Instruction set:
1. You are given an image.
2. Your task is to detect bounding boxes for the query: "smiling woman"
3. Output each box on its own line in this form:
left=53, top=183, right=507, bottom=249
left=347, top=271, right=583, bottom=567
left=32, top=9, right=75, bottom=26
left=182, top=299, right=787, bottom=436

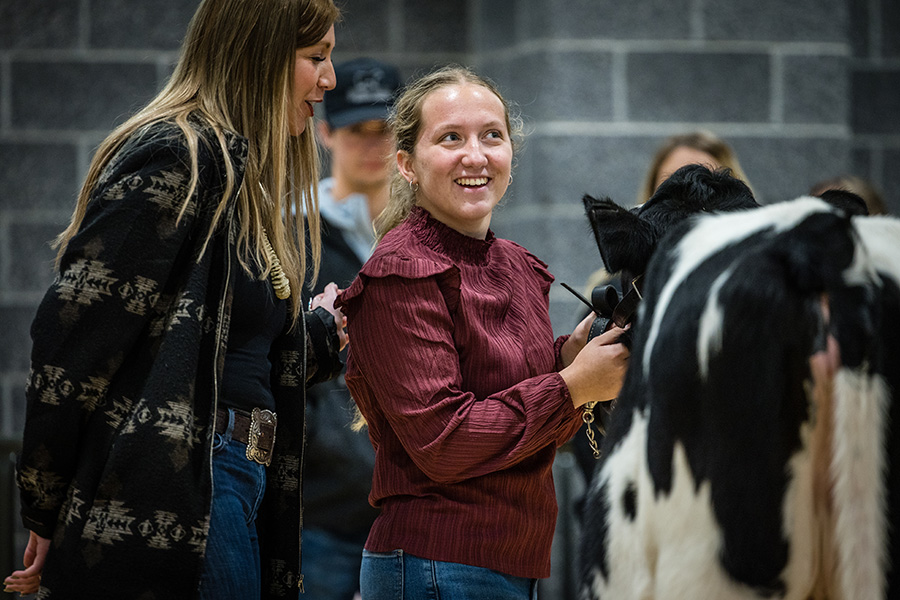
left=289, top=27, right=336, bottom=135
left=334, top=65, right=632, bottom=599
left=396, top=81, right=513, bottom=238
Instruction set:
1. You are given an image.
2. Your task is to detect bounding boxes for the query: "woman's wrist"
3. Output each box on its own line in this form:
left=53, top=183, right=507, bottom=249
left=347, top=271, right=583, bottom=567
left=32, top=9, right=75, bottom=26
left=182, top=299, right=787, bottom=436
left=560, top=362, right=590, bottom=408
left=559, top=335, right=579, bottom=368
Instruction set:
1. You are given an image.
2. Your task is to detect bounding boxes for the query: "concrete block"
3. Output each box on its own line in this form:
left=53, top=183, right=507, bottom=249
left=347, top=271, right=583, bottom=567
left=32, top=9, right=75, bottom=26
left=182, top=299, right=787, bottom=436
left=783, top=55, right=848, bottom=124
left=522, top=0, right=693, bottom=40
left=627, top=52, right=770, bottom=122
left=402, top=0, right=467, bottom=52
left=0, top=143, right=79, bottom=210
left=704, top=0, right=847, bottom=42
left=884, top=0, right=900, bottom=58
left=0, top=307, right=37, bottom=373
left=850, top=146, right=872, bottom=182
left=845, top=147, right=895, bottom=215
left=851, top=70, right=900, bottom=134
left=0, top=0, right=78, bottom=49
left=848, top=0, right=871, bottom=58
left=11, top=61, right=159, bottom=131
left=882, top=148, right=900, bottom=215
left=514, top=134, right=657, bottom=209
left=549, top=295, right=585, bottom=338
left=336, top=4, right=391, bottom=53
left=90, top=0, right=196, bottom=49
left=478, top=60, right=515, bottom=97
left=506, top=51, right=614, bottom=122
left=2, top=372, right=29, bottom=438
left=5, top=221, right=64, bottom=293
left=473, top=0, right=520, bottom=51
left=491, top=208, right=607, bottom=302
left=730, top=137, right=849, bottom=205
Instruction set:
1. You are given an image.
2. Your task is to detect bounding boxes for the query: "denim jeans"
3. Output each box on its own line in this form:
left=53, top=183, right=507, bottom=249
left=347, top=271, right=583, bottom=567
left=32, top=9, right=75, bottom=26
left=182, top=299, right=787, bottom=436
left=360, top=550, right=537, bottom=600
left=198, top=408, right=267, bottom=600
left=300, top=527, right=364, bottom=599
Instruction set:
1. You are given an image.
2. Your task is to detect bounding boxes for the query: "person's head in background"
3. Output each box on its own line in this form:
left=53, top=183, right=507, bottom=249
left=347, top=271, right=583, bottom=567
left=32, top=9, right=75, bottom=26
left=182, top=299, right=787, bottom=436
left=317, top=58, right=402, bottom=220
left=637, top=130, right=753, bottom=205
left=376, top=64, right=524, bottom=241
left=809, top=174, right=888, bottom=216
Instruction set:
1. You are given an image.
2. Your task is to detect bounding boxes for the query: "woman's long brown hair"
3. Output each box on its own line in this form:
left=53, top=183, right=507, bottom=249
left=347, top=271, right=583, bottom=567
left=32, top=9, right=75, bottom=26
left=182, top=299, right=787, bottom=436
left=55, top=0, right=340, bottom=323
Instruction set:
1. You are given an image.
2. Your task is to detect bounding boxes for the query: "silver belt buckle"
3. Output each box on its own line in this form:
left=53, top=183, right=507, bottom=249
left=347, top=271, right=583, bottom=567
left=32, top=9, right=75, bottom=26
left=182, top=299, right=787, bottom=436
left=246, top=407, right=277, bottom=466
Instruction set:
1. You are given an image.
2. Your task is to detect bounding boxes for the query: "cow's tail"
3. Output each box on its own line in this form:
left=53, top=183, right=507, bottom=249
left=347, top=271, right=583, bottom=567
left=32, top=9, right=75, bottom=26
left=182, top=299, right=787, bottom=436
left=830, top=366, right=889, bottom=600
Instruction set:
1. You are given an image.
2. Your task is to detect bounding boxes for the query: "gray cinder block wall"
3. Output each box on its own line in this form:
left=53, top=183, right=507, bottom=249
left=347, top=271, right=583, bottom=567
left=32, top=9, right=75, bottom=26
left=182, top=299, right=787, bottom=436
left=1, top=0, right=897, bottom=594
left=471, top=0, right=900, bottom=334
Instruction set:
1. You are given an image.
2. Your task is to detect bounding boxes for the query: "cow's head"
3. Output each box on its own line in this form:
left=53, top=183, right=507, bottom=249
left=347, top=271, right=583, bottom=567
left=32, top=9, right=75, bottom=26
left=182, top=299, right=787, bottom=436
left=583, top=164, right=759, bottom=282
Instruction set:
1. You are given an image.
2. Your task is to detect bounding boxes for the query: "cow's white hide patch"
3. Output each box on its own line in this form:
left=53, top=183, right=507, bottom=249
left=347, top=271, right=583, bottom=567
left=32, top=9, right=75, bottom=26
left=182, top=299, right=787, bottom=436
left=587, top=409, right=654, bottom=600
left=590, top=409, right=793, bottom=600
left=697, top=267, right=731, bottom=380
left=831, top=368, right=889, bottom=600
left=853, top=215, right=900, bottom=284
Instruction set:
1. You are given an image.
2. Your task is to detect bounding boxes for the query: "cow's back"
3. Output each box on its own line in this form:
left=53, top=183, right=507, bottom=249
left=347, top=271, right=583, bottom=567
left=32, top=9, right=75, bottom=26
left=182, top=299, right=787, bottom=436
left=580, top=201, right=900, bottom=600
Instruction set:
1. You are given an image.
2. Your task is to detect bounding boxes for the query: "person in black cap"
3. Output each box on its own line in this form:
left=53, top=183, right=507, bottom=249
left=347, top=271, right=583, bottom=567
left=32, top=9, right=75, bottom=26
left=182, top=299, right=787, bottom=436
left=300, top=57, right=402, bottom=600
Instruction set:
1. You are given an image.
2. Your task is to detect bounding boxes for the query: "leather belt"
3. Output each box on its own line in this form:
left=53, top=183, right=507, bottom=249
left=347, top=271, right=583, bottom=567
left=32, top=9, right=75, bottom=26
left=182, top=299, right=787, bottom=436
left=215, top=406, right=277, bottom=466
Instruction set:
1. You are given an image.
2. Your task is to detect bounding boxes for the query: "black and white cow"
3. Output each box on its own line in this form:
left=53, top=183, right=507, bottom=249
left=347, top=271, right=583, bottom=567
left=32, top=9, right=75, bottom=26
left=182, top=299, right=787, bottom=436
left=578, top=165, right=900, bottom=600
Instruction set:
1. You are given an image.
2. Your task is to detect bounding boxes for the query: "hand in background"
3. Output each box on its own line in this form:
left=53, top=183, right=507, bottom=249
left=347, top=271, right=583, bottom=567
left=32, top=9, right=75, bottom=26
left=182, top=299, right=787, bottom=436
left=3, top=530, right=50, bottom=595
left=311, top=282, right=349, bottom=350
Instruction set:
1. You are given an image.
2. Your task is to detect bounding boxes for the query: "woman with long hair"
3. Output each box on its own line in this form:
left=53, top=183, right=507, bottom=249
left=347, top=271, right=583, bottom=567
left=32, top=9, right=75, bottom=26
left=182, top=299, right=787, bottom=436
left=4, top=1, right=345, bottom=598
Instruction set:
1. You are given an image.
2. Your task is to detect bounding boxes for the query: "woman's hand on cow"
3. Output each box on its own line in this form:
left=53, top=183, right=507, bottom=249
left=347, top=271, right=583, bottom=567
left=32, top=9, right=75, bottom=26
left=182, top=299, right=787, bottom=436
left=560, top=325, right=631, bottom=409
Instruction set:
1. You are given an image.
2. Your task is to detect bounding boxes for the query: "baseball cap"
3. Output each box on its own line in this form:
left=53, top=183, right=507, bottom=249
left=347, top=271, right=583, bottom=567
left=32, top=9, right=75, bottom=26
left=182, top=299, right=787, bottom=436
left=323, top=58, right=402, bottom=129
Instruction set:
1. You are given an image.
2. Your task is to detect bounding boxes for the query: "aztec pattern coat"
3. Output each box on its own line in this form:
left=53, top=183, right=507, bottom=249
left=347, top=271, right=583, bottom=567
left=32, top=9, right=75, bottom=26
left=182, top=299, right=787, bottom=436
left=15, top=118, right=342, bottom=599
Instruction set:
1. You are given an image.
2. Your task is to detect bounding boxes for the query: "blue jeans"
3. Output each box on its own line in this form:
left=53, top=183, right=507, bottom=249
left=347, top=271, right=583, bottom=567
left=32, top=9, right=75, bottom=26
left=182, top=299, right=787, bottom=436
left=198, top=408, right=267, bottom=600
left=300, top=527, right=365, bottom=599
left=360, top=550, right=537, bottom=600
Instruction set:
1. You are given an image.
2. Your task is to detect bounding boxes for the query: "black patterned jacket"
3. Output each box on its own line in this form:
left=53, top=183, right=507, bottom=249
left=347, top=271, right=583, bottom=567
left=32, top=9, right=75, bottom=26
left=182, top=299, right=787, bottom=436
left=16, top=118, right=342, bottom=599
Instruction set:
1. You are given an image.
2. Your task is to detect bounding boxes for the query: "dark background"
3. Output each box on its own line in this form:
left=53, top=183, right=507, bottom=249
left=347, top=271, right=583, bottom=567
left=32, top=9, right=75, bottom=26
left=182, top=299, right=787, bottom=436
left=2, top=0, right=898, bottom=596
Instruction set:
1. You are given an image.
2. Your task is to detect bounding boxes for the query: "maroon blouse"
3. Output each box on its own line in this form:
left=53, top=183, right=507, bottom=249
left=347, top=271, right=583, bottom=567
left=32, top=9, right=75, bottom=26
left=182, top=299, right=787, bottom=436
left=336, top=206, right=583, bottom=579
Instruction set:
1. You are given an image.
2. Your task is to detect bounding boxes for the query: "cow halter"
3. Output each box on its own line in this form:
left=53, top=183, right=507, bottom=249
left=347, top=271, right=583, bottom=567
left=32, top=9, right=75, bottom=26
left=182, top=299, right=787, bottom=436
left=562, top=275, right=644, bottom=459
left=611, top=275, right=644, bottom=327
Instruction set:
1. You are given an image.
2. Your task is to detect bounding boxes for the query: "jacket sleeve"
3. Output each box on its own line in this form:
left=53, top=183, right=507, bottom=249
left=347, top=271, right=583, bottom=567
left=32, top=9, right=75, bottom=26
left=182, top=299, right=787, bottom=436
left=304, top=306, right=343, bottom=386
left=340, top=272, right=581, bottom=485
left=16, top=127, right=224, bottom=537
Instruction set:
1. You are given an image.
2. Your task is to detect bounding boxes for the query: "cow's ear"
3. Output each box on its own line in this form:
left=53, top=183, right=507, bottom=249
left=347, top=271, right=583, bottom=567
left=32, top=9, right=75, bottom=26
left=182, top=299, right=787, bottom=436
left=772, top=211, right=856, bottom=293
left=583, top=194, right=658, bottom=275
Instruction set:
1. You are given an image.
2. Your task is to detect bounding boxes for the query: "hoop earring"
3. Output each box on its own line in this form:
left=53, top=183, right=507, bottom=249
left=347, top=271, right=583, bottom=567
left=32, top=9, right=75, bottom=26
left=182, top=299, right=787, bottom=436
left=509, top=174, right=513, bottom=185
left=409, top=180, right=419, bottom=193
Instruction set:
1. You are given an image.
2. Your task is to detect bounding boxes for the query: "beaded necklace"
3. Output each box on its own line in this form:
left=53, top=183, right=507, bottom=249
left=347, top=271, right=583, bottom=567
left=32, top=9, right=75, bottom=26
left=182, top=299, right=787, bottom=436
left=256, top=183, right=290, bottom=300
left=261, top=229, right=291, bottom=300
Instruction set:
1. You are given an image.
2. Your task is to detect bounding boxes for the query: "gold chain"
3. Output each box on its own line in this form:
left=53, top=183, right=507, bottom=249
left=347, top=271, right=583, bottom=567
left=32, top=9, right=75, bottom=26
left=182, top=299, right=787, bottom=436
left=261, top=229, right=291, bottom=300
left=582, top=401, right=601, bottom=459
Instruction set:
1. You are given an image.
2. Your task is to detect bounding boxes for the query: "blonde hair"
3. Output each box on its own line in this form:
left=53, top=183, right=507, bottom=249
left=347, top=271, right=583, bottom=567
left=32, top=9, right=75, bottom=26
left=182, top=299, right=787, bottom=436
left=55, top=0, right=340, bottom=323
left=638, top=131, right=753, bottom=206
left=351, top=65, right=522, bottom=432
left=374, top=64, right=524, bottom=242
